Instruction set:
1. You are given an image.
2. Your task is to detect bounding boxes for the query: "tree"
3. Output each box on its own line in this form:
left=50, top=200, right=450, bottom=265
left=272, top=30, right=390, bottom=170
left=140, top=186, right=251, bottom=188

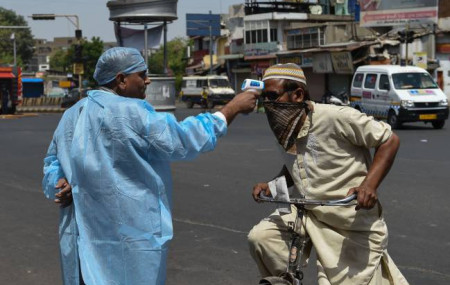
left=49, top=37, right=104, bottom=87
left=79, top=37, right=104, bottom=87
left=0, top=7, right=34, bottom=66
left=148, top=37, right=190, bottom=91
left=49, top=49, right=70, bottom=72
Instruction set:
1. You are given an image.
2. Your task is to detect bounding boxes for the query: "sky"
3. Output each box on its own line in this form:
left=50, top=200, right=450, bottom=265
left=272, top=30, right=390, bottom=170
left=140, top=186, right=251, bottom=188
left=3, top=0, right=244, bottom=43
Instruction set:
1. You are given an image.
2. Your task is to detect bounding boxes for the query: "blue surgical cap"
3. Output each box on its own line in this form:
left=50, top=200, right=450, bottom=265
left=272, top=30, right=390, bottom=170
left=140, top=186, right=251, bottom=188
left=93, top=47, right=148, bottom=85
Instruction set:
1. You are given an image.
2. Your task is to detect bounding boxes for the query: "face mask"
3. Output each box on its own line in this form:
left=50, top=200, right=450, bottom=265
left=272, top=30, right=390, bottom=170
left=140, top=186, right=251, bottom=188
left=263, top=101, right=309, bottom=154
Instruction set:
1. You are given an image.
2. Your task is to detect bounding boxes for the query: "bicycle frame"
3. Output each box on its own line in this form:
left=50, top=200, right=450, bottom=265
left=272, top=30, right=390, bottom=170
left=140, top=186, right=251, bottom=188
left=257, top=193, right=357, bottom=285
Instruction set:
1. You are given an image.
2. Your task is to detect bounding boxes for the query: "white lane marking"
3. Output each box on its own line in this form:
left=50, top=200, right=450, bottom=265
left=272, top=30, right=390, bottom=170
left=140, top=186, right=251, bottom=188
left=173, top=218, right=247, bottom=234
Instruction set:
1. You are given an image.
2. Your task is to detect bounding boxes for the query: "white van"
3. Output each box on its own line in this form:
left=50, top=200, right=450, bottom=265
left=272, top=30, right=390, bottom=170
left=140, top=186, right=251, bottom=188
left=180, top=76, right=235, bottom=108
left=350, top=65, right=449, bottom=129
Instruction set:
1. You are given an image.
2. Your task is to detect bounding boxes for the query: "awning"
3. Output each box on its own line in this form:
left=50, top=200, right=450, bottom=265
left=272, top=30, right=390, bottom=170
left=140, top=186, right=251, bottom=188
left=0, top=72, right=15, bottom=78
left=276, top=40, right=379, bottom=56
left=244, top=54, right=277, bottom=61
left=219, top=54, right=244, bottom=60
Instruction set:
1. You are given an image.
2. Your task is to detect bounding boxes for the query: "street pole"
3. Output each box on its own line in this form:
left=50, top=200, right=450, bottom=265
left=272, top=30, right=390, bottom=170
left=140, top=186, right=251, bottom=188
left=73, top=16, right=82, bottom=94
left=144, top=23, right=148, bottom=67
left=12, top=33, right=16, bottom=66
left=164, top=20, right=168, bottom=75
left=405, top=21, right=409, bottom=66
left=209, top=10, right=213, bottom=75
left=0, top=26, right=29, bottom=66
left=30, top=14, right=82, bottom=92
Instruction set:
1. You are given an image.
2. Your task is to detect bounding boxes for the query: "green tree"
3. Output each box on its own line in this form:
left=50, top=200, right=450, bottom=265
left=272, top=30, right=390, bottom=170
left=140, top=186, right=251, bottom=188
left=50, top=37, right=104, bottom=87
left=79, top=37, right=104, bottom=87
left=49, top=48, right=70, bottom=72
left=0, top=7, right=34, bottom=66
left=148, top=37, right=189, bottom=91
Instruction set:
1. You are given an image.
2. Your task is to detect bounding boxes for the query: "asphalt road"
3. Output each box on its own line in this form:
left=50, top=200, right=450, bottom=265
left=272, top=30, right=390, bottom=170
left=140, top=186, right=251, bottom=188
left=0, top=105, right=449, bottom=285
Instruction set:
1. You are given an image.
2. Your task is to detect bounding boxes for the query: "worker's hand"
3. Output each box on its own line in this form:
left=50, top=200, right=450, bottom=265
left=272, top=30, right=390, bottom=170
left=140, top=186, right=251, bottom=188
left=55, top=178, right=73, bottom=208
left=252, top=182, right=271, bottom=202
left=220, top=90, right=259, bottom=125
left=222, top=90, right=259, bottom=114
left=347, top=184, right=378, bottom=210
left=234, top=90, right=260, bottom=114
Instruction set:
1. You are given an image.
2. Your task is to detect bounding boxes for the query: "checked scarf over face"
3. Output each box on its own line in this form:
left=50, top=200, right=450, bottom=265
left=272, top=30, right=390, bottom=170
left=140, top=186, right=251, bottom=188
left=263, top=101, right=311, bottom=155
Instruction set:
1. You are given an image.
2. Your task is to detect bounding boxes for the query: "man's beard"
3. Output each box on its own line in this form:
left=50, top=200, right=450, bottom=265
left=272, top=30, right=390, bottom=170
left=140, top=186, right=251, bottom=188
left=263, top=101, right=310, bottom=154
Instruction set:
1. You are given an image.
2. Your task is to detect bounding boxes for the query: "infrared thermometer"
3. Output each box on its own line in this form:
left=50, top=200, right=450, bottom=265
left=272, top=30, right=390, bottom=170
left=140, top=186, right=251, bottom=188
left=241, top=79, right=264, bottom=94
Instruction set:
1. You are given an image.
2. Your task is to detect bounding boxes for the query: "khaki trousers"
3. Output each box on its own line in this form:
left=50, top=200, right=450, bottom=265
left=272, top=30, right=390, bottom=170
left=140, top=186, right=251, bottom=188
left=248, top=209, right=409, bottom=285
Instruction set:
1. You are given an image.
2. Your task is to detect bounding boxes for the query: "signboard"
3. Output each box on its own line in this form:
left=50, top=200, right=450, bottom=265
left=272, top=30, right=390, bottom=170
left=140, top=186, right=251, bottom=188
left=302, top=54, right=313, bottom=67
left=413, top=52, right=427, bottom=69
left=245, top=42, right=278, bottom=56
left=250, top=61, right=272, bottom=76
left=360, top=0, right=438, bottom=27
left=437, top=44, right=450, bottom=54
left=73, top=63, right=84, bottom=75
left=313, top=53, right=333, bottom=73
left=186, top=13, right=221, bottom=37
left=331, top=52, right=354, bottom=74
left=59, top=80, right=72, bottom=88
left=145, top=77, right=176, bottom=111
left=279, top=54, right=313, bottom=68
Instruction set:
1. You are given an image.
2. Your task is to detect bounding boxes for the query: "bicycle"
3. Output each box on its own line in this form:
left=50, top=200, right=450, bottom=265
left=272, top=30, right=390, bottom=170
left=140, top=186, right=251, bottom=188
left=256, top=193, right=357, bottom=285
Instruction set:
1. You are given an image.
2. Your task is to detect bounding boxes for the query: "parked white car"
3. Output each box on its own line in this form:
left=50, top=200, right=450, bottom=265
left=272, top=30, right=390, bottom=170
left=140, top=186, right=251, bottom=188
left=47, top=87, right=68, bottom=98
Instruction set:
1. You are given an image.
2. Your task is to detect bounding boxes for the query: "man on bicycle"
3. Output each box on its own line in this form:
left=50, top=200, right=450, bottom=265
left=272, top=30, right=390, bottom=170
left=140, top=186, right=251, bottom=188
left=249, top=63, right=409, bottom=284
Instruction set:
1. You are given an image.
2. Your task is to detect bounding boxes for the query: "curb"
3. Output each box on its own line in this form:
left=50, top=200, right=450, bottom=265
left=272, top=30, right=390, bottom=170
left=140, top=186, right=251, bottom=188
left=17, top=107, right=66, bottom=113
left=0, top=113, right=39, bottom=120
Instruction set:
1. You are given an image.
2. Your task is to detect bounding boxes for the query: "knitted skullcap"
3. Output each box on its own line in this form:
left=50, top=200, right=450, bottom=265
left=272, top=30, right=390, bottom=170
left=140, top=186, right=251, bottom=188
left=94, top=47, right=148, bottom=85
left=262, top=63, right=307, bottom=86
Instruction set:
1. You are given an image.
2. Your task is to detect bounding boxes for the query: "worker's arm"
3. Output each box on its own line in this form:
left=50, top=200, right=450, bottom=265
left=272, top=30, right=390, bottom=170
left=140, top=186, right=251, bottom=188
left=42, top=139, right=72, bottom=207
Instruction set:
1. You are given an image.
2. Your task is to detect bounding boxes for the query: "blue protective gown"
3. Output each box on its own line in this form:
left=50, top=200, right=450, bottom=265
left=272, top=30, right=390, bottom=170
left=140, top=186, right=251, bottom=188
left=43, top=89, right=227, bottom=285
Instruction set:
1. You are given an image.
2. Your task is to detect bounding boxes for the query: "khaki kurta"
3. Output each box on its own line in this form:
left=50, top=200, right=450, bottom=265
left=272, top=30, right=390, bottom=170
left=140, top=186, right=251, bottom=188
left=248, top=103, right=409, bottom=284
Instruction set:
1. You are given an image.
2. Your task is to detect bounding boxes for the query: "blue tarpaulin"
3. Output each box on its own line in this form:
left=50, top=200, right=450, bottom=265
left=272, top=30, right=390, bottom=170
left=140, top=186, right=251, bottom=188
left=23, top=78, right=44, bottom=98
left=22, top=78, right=44, bottom=83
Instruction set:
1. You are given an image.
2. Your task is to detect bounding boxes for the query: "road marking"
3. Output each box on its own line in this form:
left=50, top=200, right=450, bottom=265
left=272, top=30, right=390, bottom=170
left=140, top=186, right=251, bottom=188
left=173, top=218, right=247, bottom=234
left=398, top=266, right=450, bottom=280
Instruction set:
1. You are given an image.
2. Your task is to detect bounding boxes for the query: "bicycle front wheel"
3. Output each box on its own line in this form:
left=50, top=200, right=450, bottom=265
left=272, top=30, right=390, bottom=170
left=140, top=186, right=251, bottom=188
left=259, top=276, right=292, bottom=285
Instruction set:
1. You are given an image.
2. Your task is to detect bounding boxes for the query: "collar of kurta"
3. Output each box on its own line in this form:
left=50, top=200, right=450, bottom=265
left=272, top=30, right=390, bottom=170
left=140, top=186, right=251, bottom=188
left=296, top=101, right=314, bottom=139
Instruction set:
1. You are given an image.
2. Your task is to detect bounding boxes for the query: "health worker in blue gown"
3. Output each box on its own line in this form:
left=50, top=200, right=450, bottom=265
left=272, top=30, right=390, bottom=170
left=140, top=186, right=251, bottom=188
left=42, top=47, right=259, bottom=285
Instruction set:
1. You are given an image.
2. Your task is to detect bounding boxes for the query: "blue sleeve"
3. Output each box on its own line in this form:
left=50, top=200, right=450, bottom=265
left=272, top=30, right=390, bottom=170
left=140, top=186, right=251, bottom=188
left=144, top=110, right=228, bottom=161
left=42, top=139, right=65, bottom=199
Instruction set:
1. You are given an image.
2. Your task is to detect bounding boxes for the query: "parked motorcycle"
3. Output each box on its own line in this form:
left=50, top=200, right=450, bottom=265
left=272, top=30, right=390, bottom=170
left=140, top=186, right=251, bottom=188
left=321, top=90, right=349, bottom=106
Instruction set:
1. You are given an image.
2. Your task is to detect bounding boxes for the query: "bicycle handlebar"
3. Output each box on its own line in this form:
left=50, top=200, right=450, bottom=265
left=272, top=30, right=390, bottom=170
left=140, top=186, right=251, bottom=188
left=258, top=192, right=357, bottom=206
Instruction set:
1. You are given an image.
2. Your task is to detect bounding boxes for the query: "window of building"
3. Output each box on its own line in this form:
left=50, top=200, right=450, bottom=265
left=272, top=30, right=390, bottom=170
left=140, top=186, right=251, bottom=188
left=286, top=27, right=324, bottom=49
left=245, top=20, right=272, bottom=44
left=270, top=28, right=277, bottom=42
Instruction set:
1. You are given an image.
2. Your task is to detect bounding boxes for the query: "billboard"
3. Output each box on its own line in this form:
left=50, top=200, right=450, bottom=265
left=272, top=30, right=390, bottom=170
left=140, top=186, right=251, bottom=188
left=331, top=52, right=354, bottom=74
left=186, top=13, right=221, bottom=37
left=360, top=0, right=438, bottom=27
